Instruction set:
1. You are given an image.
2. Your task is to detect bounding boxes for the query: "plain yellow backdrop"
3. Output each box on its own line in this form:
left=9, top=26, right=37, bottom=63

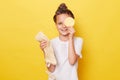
left=0, top=0, right=120, bottom=80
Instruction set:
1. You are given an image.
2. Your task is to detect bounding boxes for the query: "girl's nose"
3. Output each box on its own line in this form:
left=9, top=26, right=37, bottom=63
left=63, top=24, right=66, bottom=28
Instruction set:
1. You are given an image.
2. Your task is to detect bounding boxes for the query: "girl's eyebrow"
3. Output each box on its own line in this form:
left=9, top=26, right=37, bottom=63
left=58, top=22, right=62, bottom=24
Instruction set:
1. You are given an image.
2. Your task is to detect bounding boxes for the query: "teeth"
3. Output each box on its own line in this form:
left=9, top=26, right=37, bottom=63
left=62, top=29, right=67, bottom=31
left=62, top=30, right=67, bottom=31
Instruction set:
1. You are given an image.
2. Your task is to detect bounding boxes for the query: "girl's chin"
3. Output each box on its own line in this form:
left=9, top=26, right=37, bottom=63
left=60, top=32, right=69, bottom=36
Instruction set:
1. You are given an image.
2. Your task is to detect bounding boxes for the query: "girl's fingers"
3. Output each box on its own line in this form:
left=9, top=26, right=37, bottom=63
left=67, top=27, right=75, bottom=34
left=40, top=40, right=48, bottom=50
left=41, top=40, right=47, bottom=44
left=41, top=42, right=47, bottom=47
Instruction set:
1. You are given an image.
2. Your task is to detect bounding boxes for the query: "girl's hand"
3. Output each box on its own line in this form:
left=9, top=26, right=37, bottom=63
left=40, top=40, right=48, bottom=50
left=67, top=27, right=75, bottom=39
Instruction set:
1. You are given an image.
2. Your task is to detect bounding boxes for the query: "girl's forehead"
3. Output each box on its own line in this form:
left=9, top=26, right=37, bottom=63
left=56, top=14, right=70, bottom=22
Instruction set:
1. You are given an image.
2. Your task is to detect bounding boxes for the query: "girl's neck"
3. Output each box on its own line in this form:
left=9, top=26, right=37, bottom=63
left=59, top=35, right=69, bottom=41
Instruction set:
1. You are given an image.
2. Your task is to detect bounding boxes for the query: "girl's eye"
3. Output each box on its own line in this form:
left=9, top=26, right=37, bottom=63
left=58, top=22, right=62, bottom=25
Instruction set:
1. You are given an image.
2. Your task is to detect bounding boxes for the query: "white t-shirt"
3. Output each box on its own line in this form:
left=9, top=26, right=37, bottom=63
left=49, top=37, right=83, bottom=80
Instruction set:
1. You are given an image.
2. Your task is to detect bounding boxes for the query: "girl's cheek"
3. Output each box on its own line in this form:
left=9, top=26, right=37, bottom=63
left=57, top=25, right=60, bottom=29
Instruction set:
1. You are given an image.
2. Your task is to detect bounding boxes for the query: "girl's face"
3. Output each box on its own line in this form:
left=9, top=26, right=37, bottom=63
left=56, top=14, right=70, bottom=36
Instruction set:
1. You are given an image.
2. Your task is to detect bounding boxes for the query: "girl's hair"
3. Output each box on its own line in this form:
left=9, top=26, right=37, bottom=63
left=53, top=3, right=75, bottom=23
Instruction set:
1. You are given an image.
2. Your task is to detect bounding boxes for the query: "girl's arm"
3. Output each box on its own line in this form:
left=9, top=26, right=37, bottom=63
left=68, top=28, right=79, bottom=65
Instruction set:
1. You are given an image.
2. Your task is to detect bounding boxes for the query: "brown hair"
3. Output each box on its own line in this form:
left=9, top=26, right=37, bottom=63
left=53, top=3, right=75, bottom=23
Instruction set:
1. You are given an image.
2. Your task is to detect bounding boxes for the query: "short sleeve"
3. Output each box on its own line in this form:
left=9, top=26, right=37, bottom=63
left=74, top=37, right=83, bottom=59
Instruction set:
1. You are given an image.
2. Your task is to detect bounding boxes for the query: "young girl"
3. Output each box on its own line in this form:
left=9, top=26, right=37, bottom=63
left=40, top=3, right=83, bottom=80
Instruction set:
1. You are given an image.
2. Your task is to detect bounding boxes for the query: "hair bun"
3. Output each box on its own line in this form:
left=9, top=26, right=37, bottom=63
left=58, top=3, right=68, bottom=10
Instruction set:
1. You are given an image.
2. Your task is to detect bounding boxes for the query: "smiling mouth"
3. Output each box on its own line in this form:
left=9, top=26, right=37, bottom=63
left=61, top=28, right=68, bottom=31
left=61, top=29, right=68, bottom=31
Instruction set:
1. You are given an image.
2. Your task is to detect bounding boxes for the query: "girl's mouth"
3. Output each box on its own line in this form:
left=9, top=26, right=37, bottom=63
left=61, top=28, right=68, bottom=32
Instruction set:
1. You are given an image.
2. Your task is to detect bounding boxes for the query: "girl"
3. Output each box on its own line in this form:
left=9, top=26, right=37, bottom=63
left=40, top=3, right=83, bottom=80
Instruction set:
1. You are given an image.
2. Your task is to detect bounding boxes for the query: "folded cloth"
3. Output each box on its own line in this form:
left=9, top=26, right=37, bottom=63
left=35, top=32, right=57, bottom=80
left=35, top=32, right=57, bottom=65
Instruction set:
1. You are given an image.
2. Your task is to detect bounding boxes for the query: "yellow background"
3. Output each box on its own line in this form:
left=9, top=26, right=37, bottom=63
left=0, top=0, right=120, bottom=80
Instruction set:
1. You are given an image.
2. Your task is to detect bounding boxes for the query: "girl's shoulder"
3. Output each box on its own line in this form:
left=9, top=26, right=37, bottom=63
left=50, top=37, right=83, bottom=42
left=73, top=37, right=83, bottom=46
left=50, top=37, right=83, bottom=44
left=74, top=37, right=83, bottom=42
left=50, top=37, right=59, bottom=41
left=50, top=37, right=59, bottom=42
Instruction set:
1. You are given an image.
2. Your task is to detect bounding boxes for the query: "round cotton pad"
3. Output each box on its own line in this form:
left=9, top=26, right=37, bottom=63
left=64, top=17, right=75, bottom=27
